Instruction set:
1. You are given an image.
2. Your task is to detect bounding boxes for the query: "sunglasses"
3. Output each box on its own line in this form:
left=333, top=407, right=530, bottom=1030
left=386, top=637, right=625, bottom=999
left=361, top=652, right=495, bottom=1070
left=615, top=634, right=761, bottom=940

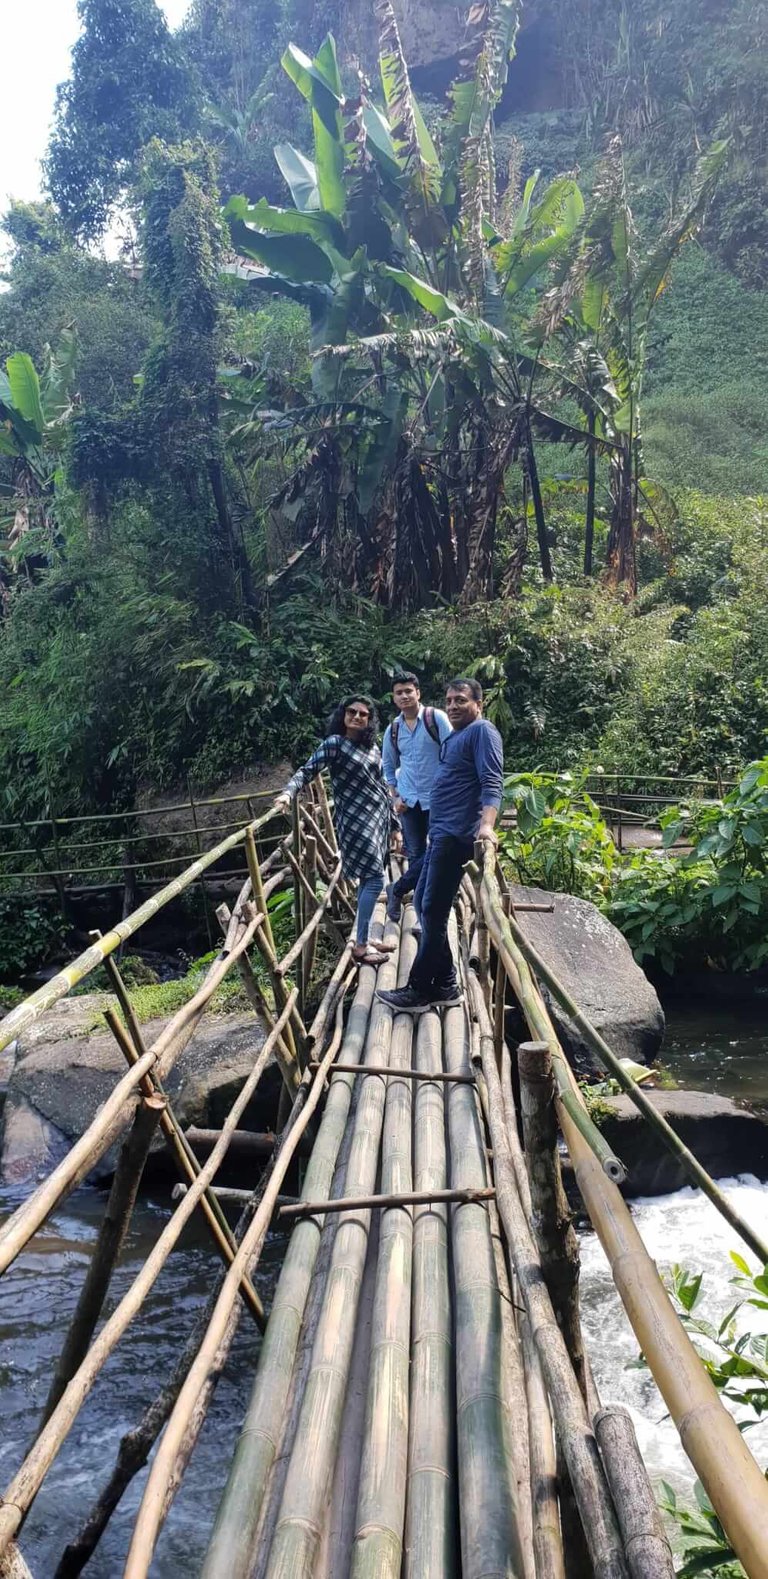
left=346, top=707, right=370, bottom=720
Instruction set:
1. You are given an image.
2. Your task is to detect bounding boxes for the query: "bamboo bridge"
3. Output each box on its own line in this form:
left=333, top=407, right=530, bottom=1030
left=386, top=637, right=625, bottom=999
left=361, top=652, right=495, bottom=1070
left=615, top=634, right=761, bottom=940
left=1, top=786, right=768, bottom=1579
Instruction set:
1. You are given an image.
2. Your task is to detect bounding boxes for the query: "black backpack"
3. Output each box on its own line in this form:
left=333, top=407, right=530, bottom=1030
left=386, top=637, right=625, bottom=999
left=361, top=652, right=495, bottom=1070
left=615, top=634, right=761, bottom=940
left=390, top=706, right=440, bottom=766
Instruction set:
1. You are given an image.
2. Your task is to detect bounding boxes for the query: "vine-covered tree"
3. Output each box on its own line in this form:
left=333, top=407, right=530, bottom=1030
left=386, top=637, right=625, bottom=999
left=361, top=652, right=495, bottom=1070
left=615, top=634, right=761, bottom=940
left=46, top=0, right=201, bottom=237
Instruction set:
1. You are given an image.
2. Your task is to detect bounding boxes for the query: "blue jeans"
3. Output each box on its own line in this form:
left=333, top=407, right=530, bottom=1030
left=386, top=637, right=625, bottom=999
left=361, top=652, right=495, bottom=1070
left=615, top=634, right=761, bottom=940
left=392, top=804, right=430, bottom=903
left=356, top=872, right=384, bottom=944
left=409, top=833, right=474, bottom=995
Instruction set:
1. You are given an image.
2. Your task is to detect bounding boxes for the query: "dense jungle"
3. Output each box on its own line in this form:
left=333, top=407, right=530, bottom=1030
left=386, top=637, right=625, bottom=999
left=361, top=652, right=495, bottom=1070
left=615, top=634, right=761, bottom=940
left=1, top=0, right=767, bottom=982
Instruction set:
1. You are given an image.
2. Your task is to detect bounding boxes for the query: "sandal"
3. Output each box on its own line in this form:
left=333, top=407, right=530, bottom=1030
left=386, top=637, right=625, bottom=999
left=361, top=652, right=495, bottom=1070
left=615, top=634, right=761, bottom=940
left=352, top=947, right=386, bottom=968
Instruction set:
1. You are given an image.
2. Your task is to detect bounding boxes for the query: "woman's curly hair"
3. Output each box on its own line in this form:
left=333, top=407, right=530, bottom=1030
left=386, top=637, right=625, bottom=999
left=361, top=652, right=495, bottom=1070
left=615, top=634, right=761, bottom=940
left=325, top=694, right=379, bottom=750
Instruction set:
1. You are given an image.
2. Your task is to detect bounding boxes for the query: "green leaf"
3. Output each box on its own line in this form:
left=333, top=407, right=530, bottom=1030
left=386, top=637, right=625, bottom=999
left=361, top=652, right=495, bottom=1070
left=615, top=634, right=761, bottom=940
left=362, top=104, right=403, bottom=181
left=226, top=195, right=343, bottom=248
left=281, top=38, right=346, bottom=218
left=228, top=217, right=333, bottom=284
left=273, top=143, right=320, bottom=211
left=379, top=265, right=464, bottom=322
left=678, top=1548, right=738, bottom=1578
left=6, top=353, right=45, bottom=435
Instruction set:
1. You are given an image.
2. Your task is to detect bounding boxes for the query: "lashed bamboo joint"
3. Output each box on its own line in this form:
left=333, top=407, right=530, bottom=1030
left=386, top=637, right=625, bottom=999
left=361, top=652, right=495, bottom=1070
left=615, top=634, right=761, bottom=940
left=2, top=791, right=768, bottom=1579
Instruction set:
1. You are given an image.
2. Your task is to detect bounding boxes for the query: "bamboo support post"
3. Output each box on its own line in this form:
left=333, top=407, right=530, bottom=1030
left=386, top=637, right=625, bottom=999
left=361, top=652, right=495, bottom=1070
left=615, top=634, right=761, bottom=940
left=313, top=771, right=338, bottom=855
left=518, top=1040, right=587, bottom=1402
left=466, top=972, right=628, bottom=1579
left=302, top=834, right=319, bottom=986
left=0, top=993, right=297, bottom=1559
left=122, top=957, right=380, bottom=1579
left=560, top=1101, right=768, bottom=1578
left=104, top=1010, right=266, bottom=1329
left=275, top=857, right=343, bottom=978
left=594, top=1408, right=675, bottom=1579
left=405, top=1008, right=457, bottom=1578
left=40, top=1092, right=166, bottom=1428
left=215, top=903, right=299, bottom=1098
left=0, top=1547, right=35, bottom=1579
left=202, top=963, right=377, bottom=1579
left=245, top=828, right=306, bottom=1061
left=443, top=981, right=525, bottom=1579
left=502, top=894, right=768, bottom=1262
left=281, top=831, right=348, bottom=942
left=487, top=1187, right=536, bottom=1579
left=290, top=797, right=305, bottom=1017
left=351, top=926, right=418, bottom=1577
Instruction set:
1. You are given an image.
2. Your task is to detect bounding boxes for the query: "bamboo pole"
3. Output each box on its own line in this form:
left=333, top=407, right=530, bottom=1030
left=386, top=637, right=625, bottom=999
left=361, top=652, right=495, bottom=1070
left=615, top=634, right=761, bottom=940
left=502, top=893, right=768, bottom=1262
left=351, top=928, right=418, bottom=1578
left=281, top=839, right=348, bottom=948
left=560, top=1106, right=768, bottom=1578
left=259, top=947, right=401, bottom=1577
left=0, top=1546, right=35, bottom=1579
left=202, top=965, right=376, bottom=1579
left=594, top=1408, right=675, bottom=1579
left=39, top=1093, right=166, bottom=1427
left=309, top=1061, right=475, bottom=1084
left=279, top=1186, right=496, bottom=1220
left=487, top=1187, right=536, bottom=1579
left=275, top=858, right=343, bottom=978
left=215, top=902, right=299, bottom=1098
left=443, top=987, right=525, bottom=1579
left=302, top=834, right=319, bottom=986
left=245, top=828, right=306, bottom=1060
left=105, top=1010, right=266, bottom=1328
left=466, top=972, right=628, bottom=1579
left=405, top=1009, right=457, bottom=1579
left=290, top=797, right=305, bottom=1018
left=0, top=993, right=296, bottom=1557
left=312, top=772, right=338, bottom=856
left=123, top=963, right=376, bottom=1579
left=520, top=1308, right=565, bottom=1579
left=518, top=1040, right=586, bottom=1401
left=0, top=805, right=279, bottom=1055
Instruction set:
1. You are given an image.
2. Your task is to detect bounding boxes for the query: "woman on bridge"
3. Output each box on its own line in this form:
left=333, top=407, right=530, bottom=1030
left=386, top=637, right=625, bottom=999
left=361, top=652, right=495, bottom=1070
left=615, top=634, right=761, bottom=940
left=275, top=696, right=401, bottom=967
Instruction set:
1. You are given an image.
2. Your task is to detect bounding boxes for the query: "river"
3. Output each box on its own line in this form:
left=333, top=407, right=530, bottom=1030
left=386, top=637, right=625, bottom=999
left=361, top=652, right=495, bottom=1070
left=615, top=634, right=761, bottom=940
left=1, top=1007, right=767, bottom=1574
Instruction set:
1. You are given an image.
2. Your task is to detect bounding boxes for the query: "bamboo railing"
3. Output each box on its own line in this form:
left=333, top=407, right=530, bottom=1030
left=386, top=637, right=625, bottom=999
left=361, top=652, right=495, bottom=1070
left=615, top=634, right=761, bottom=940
left=3, top=795, right=768, bottom=1577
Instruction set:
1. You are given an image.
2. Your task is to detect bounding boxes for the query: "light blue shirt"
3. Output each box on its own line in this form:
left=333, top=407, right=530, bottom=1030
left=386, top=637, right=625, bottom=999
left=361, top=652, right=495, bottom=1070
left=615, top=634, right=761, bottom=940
left=381, top=705, right=452, bottom=811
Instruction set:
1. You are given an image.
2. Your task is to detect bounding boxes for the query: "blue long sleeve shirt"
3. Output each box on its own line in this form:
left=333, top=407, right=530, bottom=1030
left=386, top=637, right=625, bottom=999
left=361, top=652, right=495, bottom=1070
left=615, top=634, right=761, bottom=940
left=427, top=718, right=504, bottom=841
left=381, top=705, right=452, bottom=810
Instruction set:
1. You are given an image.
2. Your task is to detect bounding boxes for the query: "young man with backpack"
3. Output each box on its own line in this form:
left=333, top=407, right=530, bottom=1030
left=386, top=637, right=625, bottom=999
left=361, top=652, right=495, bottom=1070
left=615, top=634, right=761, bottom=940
left=381, top=672, right=451, bottom=923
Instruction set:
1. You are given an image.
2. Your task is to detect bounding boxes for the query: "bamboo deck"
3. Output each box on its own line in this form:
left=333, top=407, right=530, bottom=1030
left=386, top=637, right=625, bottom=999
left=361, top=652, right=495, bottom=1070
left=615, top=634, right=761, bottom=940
left=1, top=789, right=768, bottom=1578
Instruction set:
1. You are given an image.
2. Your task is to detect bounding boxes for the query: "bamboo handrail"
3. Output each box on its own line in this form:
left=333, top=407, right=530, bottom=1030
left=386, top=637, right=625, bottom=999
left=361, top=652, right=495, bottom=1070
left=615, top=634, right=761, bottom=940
left=0, top=805, right=280, bottom=1055
left=492, top=859, right=768, bottom=1263
left=0, top=906, right=266, bottom=1274
left=0, top=992, right=297, bottom=1559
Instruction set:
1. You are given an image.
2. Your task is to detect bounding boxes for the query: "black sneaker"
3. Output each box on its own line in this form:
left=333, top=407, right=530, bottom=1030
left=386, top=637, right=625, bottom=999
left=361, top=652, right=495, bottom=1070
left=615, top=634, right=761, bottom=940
left=376, top=985, right=463, bottom=1014
left=386, top=884, right=403, bottom=923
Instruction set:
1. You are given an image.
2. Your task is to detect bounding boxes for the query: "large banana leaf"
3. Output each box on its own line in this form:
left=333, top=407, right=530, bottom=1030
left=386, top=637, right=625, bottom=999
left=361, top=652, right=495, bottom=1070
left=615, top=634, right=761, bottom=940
left=282, top=37, right=346, bottom=219
left=362, top=105, right=403, bottom=183
left=494, top=178, right=584, bottom=296
left=6, top=353, right=45, bottom=437
left=226, top=194, right=344, bottom=249
left=377, top=0, right=441, bottom=212
left=41, top=327, right=77, bottom=424
left=379, top=266, right=465, bottom=322
left=228, top=217, right=334, bottom=284
left=273, top=144, right=320, bottom=212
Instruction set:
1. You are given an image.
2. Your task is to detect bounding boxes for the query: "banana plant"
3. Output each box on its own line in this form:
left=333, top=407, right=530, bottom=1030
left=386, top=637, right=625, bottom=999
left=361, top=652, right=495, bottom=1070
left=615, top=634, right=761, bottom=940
left=219, top=2, right=591, bottom=606
left=0, top=330, right=77, bottom=576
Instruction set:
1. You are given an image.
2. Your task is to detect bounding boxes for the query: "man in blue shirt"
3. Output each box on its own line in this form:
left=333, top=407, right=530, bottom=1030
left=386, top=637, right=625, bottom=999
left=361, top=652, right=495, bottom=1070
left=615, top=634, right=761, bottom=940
left=377, top=677, right=503, bottom=1013
left=381, top=673, right=451, bottom=923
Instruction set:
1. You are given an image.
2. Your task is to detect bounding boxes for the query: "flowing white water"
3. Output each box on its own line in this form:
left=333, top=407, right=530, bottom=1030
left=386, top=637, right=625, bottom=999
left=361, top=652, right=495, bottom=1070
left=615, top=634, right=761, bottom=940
left=579, top=1174, right=768, bottom=1498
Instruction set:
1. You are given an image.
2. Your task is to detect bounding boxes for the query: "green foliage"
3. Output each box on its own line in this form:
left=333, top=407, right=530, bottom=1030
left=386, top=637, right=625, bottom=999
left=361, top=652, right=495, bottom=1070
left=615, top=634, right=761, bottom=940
left=501, top=771, right=616, bottom=904
left=45, top=0, right=201, bottom=238
left=651, top=1254, right=768, bottom=1576
left=0, top=895, right=65, bottom=984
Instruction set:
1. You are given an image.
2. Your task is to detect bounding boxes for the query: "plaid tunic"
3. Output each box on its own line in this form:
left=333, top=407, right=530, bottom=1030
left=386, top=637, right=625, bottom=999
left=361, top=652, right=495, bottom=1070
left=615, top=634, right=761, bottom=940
left=286, top=735, right=395, bottom=881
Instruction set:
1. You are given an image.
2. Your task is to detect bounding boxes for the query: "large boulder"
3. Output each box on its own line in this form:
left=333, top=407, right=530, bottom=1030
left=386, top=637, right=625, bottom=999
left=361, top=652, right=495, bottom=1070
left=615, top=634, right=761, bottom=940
left=597, top=1089, right=768, bottom=1198
left=506, top=883, right=665, bottom=1074
left=0, top=994, right=272, bottom=1190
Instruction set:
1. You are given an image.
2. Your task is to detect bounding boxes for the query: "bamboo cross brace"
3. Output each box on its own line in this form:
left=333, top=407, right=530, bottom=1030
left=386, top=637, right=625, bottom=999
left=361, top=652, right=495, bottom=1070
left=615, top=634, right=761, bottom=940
left=244, top=828, right=307, bottom=1054
left=279, top=1186, right=496, bottom=1221
left=104, top=1009, right=266, bottom=1329
left=278, top=840, right=346, bottom=947
left=276, top=849, right=345, bottom=974
left=309, top=1060, right=475, bottom=1085
left=0, top=905, right=266, bottom=1276
left=0, top=991, right=297, bottom=1560
left=280, top=833, right=347, bottom=936
left=215, top=902, right=300, bottom=1098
